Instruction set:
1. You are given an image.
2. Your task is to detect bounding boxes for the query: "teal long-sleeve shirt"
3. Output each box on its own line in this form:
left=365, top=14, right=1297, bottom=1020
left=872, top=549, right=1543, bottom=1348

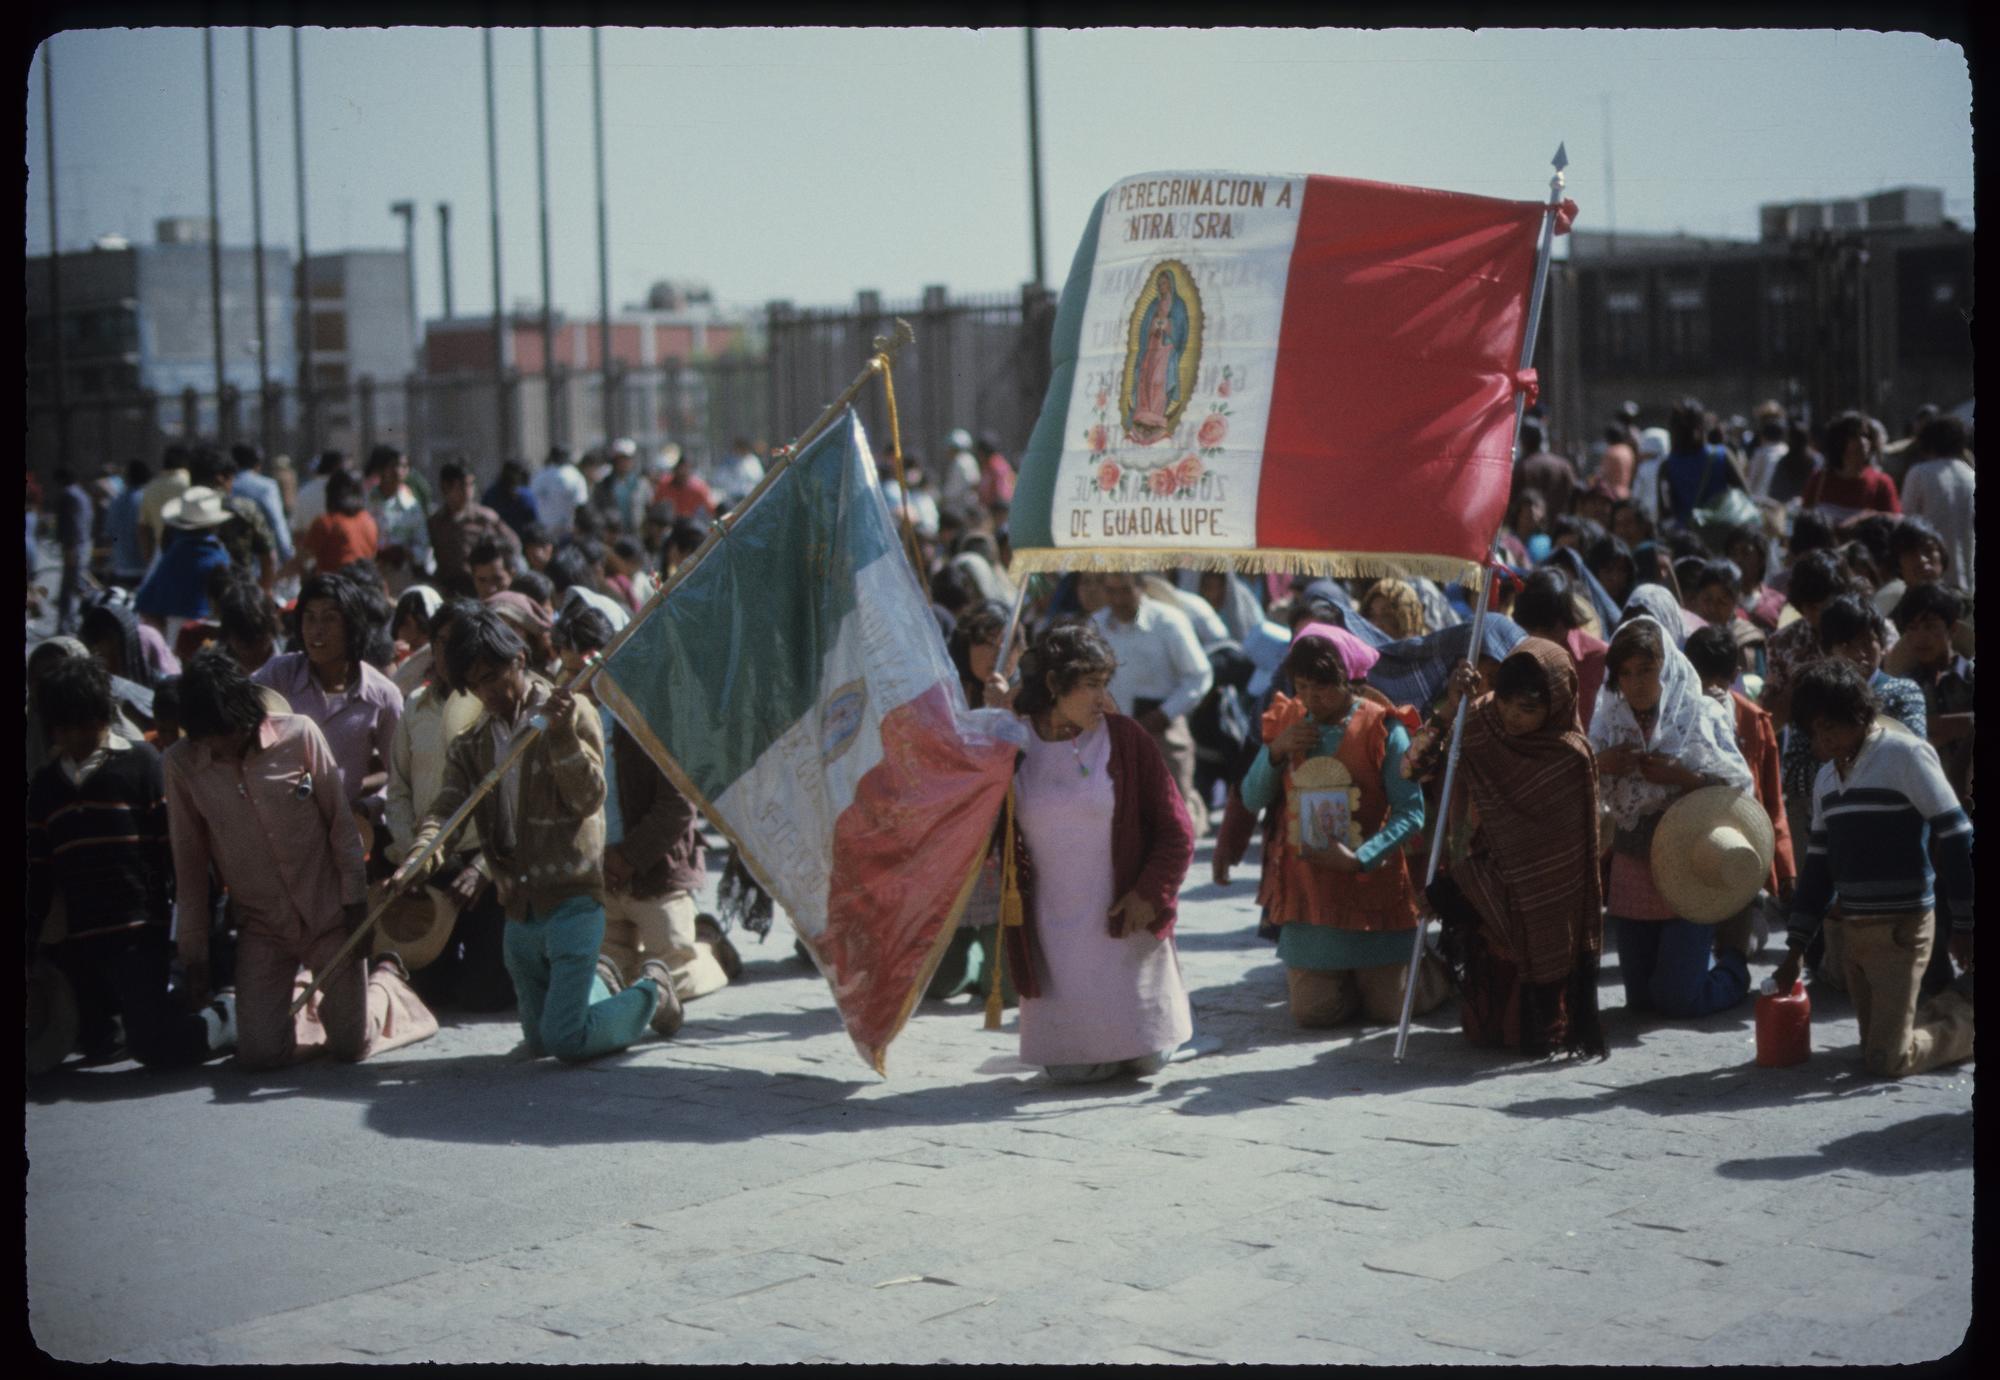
left=1240, top=706, right=1424, bottom=870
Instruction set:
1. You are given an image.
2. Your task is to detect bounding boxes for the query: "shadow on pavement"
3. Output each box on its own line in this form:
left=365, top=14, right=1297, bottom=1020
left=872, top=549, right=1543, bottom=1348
left=1711, top=1109, right=1973, bottom=1180
left=1496, top=1053, right=1896, bottom=1124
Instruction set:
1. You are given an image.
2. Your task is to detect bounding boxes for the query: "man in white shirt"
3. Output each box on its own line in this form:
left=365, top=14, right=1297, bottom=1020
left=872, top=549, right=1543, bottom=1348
left=712, top=437, right=766, bottom=510
left=1744, top=410, right=1790, bottom=502
left=289, top=451, right=346, bottom=552
left=1900, top=416, right=1976, bottom=596
left=365, top=445, right=435, bottom=593
left=938, top=428, right=983, bottom=513
left=1633, top=427, right=1671, bottom=527
left=530, top=447, right=593, bottom=541
left=1094, top=572, right=1213, bottom=833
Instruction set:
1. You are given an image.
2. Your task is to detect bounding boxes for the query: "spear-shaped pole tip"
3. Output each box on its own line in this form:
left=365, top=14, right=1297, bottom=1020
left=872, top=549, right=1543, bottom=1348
left=1553, top=142, right=1569, bottom=171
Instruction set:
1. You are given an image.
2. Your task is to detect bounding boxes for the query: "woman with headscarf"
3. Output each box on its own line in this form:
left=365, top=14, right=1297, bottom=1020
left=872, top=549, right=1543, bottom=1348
left=1542, top=545, right=1623, bottom=641
left=1360, top=578, right=1427, bottom=642
left=483, top=589, right=559, bottom=679
left=1294, top=578, right=1395, bottom=649
left=1239, top=625, right=1445, bottom=1029
left=390, top=585, right=446, bottom=700
left=928, top=601, right=1020, bottom=1007
left=1621, top=582, right=1706, bottom=650
left=1366, top=615, right=1528, bottom=721
left=1512, top=568, right=1610, bottom=731
left=79, top=592, right=179, bottom=687
left=1413, top=640, right=1607, bottom=1059
left=950, top=547, right=1016, bottom=609
left=1590, top=615, right=1757, bottom=1019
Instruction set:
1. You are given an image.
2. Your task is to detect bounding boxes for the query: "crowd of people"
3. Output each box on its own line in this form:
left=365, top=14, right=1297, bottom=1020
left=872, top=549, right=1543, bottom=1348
left=25, top=397, right=1976, bottom=1089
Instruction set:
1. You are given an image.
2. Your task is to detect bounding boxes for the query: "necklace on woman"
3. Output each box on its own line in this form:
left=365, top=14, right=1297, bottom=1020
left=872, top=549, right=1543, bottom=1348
left=1040, top=714, right=1091, bottom=776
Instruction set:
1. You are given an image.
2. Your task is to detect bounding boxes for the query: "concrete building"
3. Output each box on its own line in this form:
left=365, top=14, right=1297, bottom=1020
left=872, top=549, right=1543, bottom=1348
left=417, top=285, right=752, bottom=476
left=1550, top=186, right=1972, bottom=447
left=298, top=248, right=418, bottom=457
left=25, top=218, right=296, bottom=471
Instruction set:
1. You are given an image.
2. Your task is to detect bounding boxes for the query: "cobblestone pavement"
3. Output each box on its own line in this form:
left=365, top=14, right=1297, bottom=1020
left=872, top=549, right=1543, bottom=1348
left=26, top=834, right=1973, bottom=1365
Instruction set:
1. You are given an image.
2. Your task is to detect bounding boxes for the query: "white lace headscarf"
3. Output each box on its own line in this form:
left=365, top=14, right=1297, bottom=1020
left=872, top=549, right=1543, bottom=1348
left=1589, top=614, right=1753, bottom=829
left=1621, top=583, right=1691, bottom=649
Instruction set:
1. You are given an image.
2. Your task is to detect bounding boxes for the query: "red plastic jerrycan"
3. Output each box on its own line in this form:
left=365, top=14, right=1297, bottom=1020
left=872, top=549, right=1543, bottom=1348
left=1755, top=979, right=1811, bottom=1067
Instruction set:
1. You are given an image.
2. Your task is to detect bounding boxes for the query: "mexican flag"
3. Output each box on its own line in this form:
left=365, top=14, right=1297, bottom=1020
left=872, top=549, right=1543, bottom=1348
left=1010, top=170, right=1573, bottom=583
left=593, top=409, right=1026, bottom=1074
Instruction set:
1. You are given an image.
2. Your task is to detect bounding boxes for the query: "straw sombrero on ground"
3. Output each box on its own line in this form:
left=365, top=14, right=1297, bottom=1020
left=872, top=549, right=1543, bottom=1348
left=369, top=881, right=459, bottom=971
left=1652, top=785, right=1776, bottom=924
left=26, top=958, right=78, bottom=1076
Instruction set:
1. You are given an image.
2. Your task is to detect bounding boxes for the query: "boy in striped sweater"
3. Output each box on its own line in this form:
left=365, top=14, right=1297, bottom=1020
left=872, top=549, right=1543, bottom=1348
left=1772, top=660, right=1973, bottom=1077
left=27, top=655, right=233, bottom=1067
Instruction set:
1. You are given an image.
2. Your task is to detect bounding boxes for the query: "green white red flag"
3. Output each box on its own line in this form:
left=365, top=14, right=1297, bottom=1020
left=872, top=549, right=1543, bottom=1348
left=592, top=410, right=1026, bottom=1073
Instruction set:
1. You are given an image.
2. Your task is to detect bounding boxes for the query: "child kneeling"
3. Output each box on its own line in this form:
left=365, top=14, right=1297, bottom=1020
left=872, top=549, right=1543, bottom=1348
left=1772, top=660, right=1973, bottom=1078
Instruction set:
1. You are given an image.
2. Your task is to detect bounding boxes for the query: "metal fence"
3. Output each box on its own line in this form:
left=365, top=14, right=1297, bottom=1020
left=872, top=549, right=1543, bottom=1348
left=23, top=284, right=1060, bottom=489
left=765, top=284, right=1058, bottom=473
left=24, top=355, right=770, bottom=491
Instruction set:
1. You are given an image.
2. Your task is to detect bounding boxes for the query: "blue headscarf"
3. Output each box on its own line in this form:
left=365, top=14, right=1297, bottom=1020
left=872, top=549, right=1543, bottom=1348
left=1367, top=614, right=1528, bottom=712
left=1543, top=545, right=1623, bottom=637
left=1296, top=578, right=1396, bottom=649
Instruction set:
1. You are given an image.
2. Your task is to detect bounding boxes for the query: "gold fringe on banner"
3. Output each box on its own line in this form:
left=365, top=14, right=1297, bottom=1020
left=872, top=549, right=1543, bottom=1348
left=1007, top=546, right=1484, bottom=586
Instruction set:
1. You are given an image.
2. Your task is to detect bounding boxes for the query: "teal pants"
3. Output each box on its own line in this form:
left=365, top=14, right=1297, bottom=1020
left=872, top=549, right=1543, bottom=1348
left=504, top=894, right=659, bottom=1062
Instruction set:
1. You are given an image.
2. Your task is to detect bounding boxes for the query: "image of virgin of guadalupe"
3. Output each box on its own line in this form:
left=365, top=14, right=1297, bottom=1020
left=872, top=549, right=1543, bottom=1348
left=1126, top=268, right=1190, bottom=444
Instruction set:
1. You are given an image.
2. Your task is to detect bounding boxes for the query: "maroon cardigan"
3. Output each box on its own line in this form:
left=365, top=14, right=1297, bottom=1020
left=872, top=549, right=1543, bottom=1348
left=1002, top=713, right=1195, bottom=999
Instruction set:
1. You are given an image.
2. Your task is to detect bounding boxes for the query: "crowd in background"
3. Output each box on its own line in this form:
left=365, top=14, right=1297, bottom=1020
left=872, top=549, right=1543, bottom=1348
left=24, top=395, right=1976, bottom=1085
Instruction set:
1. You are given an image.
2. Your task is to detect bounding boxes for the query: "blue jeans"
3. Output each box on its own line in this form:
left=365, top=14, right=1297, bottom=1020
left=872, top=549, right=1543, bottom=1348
left=1613, top=917, right=1750, bottom=1018
left=504, top=894, right=659, bottom=1062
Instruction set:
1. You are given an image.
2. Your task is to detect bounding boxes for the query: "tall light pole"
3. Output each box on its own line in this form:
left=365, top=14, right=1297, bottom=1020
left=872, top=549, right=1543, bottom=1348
left=204, top=28, right=228, bottom=437
left=390, top=200, right=417, bottom=352
left=533, top=28, right=558, bottom=447
left=292, top=27, right=315, bottom=456
left=592, top=26, right=614, bottom=445
left=42, top=40, right=68, bottom=470
left=247, top=29, right=273, bottom=455
left=483, top=28, right=511, bottom=464
left=1024, top=27, right=1047, bottom=289
left=436, top=201, right=455, bottom=318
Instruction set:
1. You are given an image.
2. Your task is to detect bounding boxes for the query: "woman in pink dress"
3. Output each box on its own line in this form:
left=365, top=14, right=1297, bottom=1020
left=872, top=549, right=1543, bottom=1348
left=986, top=622, right=1195, bottom=1083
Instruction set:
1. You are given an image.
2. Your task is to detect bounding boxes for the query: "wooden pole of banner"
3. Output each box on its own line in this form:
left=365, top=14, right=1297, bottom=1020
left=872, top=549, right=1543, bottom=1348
left=291, top=321, right=919, bottom=1019
left=1391, top=144, right=1568, bottom=1062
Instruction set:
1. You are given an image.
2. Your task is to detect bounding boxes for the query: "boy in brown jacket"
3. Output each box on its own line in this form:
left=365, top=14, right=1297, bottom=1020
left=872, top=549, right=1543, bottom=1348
left=392, top=608, right=682, bottom=1060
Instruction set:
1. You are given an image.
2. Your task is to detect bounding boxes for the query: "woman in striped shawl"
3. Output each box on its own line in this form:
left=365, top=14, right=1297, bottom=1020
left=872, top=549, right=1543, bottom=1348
left=1410, top=638, right=1608, bottom=1059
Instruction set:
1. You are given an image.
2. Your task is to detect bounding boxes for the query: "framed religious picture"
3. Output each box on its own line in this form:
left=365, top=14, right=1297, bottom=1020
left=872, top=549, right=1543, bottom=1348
left=1289, top=755, right=1361, bottom=855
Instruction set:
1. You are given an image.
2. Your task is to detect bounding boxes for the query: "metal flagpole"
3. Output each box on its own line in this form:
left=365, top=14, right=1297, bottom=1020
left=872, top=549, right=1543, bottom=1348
left=42, top=40, right=69, bottom=471
left=591, top=27, right=613, bottom=445
left=533, top=27, right=557, bottom=446
left=247, top=31, right=273, bottom=458
left=1392, top=143, right=1568, bottom=1062
left=292, top=28, right=314, bottom=456
left=292, top=321, right=918, bottom=1018
left=204, top=28, right=227, bottom=437
left=483, top=28, right=510, bottom=465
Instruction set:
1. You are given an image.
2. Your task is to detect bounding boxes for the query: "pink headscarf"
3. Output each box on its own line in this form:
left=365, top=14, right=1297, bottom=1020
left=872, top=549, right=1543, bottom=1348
left=484, top=589, right=553, bottom=634
left=1291, top=620, right=1379, bottom=682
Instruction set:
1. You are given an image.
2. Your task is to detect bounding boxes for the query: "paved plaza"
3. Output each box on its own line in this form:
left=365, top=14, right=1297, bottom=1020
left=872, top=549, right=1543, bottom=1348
left=26, top=832, right=1974, bottom=1365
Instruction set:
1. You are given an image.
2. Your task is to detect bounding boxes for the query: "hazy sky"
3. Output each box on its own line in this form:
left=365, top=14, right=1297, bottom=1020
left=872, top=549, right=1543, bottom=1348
left=24, top=26, right=1973, bottom=325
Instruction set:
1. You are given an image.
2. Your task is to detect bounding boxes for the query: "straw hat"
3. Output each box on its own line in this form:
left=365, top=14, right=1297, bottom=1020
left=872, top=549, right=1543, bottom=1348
left=1651, top=786, right=1775, bottom=924
left=369, top=880, right=459, bottom=971
left=162, top=486, right=233, bottom=529
left=25, top=958, right=78, bottom=1076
